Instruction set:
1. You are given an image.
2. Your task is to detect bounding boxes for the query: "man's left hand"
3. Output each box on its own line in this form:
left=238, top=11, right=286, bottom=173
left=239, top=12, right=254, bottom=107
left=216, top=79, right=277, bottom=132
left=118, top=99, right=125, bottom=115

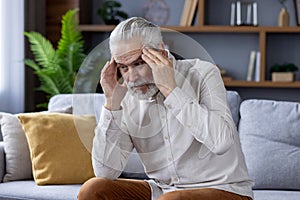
left=142, top=48, right=176, bottom=97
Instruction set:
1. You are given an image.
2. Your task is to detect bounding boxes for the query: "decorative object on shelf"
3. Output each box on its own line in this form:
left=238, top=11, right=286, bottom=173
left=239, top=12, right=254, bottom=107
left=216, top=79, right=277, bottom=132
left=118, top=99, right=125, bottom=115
left=143, top=0, right=170, bottom=25
left=218, top=66, right=233, bottom=81
left=231, top=1, right=258, bottom=26
left=97, top=0, right=128, bottom=25
left=24, top=9, right=86, bottom=108
left=278, top=0, right=290, bottom=26
left=295, top=0, right=300, bottom=25
left=271, top=63, right=298, bottom=82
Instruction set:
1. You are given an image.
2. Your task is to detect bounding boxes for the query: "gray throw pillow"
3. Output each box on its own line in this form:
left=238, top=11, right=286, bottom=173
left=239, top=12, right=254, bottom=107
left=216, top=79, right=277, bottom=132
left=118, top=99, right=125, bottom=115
left=239, top=99, right=300, bottom=190
left=226, top=90, right=241, bottom=127
left=0, top=112, right=32, bottom=182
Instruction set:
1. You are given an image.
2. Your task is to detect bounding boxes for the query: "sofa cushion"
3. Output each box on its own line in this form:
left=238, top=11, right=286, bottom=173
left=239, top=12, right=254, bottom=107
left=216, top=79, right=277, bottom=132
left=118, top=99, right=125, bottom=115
left=0, top=142, right=5, bottom=182
left=0, top=128, right=3, bottom=141
left=18, top=113, right=96, bottom=185
left=253, top=190, right=300, bottom=200
left=0, top=180, right=81, bottom=200
left=0, top=112, right=32, bottom=182
left=239, top=99, right=300, bottom=190
left=226, top=90, right=241, bottom=126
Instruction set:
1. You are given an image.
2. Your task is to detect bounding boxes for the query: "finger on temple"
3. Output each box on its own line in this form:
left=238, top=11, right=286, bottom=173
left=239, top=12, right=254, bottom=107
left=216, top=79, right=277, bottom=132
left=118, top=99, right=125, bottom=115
left=143, top=48, right=158, bottom=62
left=109, top=57, right=118, bottom=66
left=146, top=48, right=166, bottom=62
left=141, top=54, right=155, bottom=68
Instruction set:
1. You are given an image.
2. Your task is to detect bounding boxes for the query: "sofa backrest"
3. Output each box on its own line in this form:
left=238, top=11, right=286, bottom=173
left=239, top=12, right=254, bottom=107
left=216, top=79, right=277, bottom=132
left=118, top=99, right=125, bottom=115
left=48, top=90, right=241, bottom=126
left=48, top=93, right=105, bottom=122
left=239, top=99, right=300, bottom=190
left=0, top=90, right=240, bottom=142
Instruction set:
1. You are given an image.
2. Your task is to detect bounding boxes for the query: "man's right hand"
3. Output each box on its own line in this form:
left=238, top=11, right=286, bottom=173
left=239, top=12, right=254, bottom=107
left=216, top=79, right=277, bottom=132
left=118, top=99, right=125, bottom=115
left=100, top=58, right=127, bottom=110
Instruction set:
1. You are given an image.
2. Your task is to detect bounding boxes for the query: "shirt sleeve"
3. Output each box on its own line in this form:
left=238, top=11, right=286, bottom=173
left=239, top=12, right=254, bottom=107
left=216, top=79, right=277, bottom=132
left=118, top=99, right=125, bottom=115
left=92, top=106, right=133, bottom=180
left=164, top=61, right=236, bottom=155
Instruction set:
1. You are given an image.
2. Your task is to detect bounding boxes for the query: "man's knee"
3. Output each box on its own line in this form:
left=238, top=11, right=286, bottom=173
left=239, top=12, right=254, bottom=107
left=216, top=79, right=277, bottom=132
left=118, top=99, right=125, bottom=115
left=77, top=177, right=113, bottom=200
left=158, top=191, right=182, bottom=200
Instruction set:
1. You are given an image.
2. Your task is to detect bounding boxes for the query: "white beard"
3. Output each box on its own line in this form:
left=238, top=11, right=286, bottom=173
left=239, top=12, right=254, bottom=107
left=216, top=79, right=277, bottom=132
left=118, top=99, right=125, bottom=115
left=127, top=80, right=159, bottom=100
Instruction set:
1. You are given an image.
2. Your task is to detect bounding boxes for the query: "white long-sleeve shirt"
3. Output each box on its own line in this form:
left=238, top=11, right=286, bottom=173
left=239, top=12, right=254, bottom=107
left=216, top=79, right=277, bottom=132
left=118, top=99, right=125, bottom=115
left=92, top=57, right=254, bottom=200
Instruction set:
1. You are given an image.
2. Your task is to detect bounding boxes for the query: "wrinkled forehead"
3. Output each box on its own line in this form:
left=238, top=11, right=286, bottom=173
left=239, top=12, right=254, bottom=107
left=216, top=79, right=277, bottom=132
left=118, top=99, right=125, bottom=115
left=111, top=38, right=144, bottom=64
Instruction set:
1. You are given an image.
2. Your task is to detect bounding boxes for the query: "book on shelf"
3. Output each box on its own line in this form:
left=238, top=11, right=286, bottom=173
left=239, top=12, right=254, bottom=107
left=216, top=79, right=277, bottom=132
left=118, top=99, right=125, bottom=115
left=254, top=51, right=261, bottom=82
left=180, top=0, right=192, bottom=26
left=246, top=50, right=256, bottom=81
left=234, top=1, right=258, bottom=26
left=236, top=1, right=241, bottom=25
left=180, top=0, right=198, bottom=26
left=230, top=2, right=236, bottom=26
left=187, top=0, right=198, bottom=26
left=253, top=2, right=258, bottom=26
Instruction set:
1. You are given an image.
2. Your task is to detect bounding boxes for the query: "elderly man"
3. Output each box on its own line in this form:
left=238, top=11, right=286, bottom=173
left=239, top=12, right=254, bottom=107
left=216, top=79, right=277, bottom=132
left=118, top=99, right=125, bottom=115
left=78, top=17, right=253, bottom=200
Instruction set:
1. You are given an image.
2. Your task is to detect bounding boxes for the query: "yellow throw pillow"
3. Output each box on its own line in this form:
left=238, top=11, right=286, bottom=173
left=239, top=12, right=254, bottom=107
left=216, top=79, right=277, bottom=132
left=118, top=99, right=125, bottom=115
left=18, top=113, right=96, bottom=185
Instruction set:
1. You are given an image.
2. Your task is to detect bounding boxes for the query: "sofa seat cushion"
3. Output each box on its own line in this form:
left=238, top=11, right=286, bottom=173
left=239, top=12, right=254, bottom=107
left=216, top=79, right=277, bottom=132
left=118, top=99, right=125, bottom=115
left=0, top=180, right=81, bottom=200
left=254, top=190, right=300, bottom=200
left=239, top=99, right=300, bottom=190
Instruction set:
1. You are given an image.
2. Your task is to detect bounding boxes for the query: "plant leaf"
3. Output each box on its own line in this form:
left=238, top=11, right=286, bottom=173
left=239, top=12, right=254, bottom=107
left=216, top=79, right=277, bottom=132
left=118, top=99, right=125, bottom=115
left=57, top=9, right=84, bottom=60
left=24, top=59, right=40, bottom=71
left=24, top=32, right=59, bottom=70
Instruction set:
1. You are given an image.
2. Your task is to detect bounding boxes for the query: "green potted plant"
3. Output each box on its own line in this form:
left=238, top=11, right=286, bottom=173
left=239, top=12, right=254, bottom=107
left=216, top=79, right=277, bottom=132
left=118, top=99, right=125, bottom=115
left=271, top=63, right=298, bottom=82
left=24, top=9, right=86, bottom=108
left=97, top=0, right=128, bottom=25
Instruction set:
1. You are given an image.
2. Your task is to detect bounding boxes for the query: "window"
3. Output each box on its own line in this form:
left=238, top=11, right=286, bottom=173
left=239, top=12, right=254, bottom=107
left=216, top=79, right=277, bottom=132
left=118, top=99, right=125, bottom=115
left=0, top=0, right=24, bottom=113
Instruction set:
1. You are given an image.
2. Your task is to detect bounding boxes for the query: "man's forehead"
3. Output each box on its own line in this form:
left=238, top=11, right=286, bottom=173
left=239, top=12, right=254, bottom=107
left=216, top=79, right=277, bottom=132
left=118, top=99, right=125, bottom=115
left=114, top=49, right=142, bottom=64
left=113, top=40, right=143, bottom=64
left=111, top=37, right=143, bottom=54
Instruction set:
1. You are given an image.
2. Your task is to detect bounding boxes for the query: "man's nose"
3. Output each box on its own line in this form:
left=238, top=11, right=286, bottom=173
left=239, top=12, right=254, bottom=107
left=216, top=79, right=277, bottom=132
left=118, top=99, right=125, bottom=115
left=127, top=68, right=139, bottom=82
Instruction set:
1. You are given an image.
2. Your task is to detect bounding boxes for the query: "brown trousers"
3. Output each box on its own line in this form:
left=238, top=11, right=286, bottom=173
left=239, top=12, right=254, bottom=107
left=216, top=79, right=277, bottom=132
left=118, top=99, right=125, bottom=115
left=78, top=178, right=252, bottom=200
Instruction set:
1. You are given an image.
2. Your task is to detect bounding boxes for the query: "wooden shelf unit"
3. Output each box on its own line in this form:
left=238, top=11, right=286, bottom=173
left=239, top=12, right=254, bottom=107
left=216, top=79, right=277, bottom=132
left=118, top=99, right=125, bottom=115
left=79, top=25, right=300, bottom=33
left=223, top=80, right=300, bottom=88
left=78, top=0, right=300, bottom=88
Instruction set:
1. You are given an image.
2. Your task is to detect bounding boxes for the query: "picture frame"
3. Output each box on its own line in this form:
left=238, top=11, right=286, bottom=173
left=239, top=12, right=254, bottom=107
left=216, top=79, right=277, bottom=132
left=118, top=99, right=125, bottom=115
left=295, top=0, right=300, bottom=25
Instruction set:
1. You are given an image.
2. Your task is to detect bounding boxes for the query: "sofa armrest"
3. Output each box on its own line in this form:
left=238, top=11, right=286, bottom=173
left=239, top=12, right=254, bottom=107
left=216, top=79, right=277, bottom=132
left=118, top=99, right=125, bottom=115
left=0, top=141, right=4, bottom=182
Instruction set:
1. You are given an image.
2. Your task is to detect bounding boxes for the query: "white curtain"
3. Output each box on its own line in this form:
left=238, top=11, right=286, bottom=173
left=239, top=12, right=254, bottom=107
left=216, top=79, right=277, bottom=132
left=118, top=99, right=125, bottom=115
left=0, top=0, right=24, bottom=113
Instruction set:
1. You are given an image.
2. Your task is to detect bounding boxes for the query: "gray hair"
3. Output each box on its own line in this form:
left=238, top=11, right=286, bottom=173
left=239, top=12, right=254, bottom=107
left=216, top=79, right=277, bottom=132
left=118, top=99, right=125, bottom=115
left=109, top=17, right=163, bottom=53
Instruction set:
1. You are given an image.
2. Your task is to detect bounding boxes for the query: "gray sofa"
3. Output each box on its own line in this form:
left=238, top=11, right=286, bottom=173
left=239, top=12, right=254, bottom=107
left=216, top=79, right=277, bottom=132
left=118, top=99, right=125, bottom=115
left=0, top=91, right=299, bottom=200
